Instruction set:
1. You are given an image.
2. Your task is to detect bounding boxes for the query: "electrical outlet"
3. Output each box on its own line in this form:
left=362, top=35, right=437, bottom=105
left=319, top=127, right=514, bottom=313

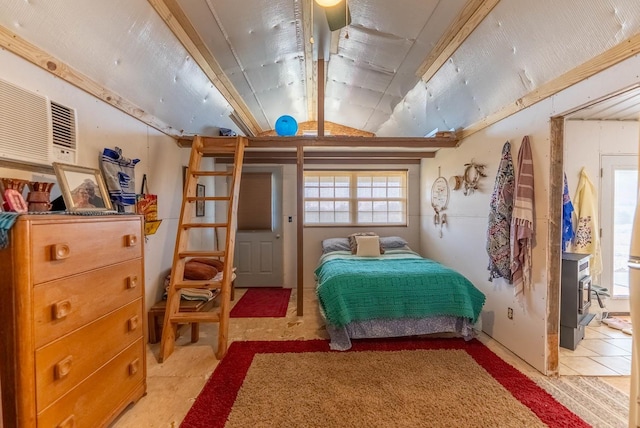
left=507, top=307, right=513, bottom=319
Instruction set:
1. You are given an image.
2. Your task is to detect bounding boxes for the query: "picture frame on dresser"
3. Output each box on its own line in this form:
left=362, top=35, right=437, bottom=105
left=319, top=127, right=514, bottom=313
left=53, top=162, right=113, bottom=212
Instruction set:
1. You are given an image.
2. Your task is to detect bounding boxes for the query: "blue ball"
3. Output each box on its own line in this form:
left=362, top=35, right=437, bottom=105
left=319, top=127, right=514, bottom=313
left=275, top=115, right=298, bottom=136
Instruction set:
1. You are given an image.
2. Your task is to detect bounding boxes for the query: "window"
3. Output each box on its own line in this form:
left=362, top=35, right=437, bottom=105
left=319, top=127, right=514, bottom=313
left=304, top=170, right=407, bottom=226
left=601, top=155, right=637, bottom=298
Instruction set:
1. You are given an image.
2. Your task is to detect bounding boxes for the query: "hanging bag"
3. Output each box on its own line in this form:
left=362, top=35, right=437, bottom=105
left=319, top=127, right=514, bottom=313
left=136, top=174, right=161, bottom=235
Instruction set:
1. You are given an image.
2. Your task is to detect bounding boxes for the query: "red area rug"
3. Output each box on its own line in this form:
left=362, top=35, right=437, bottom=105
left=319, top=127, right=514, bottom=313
left=180, top=338, right=589, bottom=428
left=229, top=287, right=291, bottom=318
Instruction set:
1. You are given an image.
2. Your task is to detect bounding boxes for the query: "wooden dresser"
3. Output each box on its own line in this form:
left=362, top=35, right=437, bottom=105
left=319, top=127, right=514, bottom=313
left=0, top=214, right=146, bottom=427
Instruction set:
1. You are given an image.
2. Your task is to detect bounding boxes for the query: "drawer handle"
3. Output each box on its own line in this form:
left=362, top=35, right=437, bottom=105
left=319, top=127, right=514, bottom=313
left=128, top=315, right=139, bottom=332
left=52, top=300, right=72, bottom=320
left=50, top=243, right=70, bottom=260
left=57, top=414, right=75, bottom=428
left=127, top=275, right=138, bottom=289
left=125, top=234, right=138, bottom=247
left=54, top=355, right=73, bottom=380
left=129, top=358, right=140, bottom=376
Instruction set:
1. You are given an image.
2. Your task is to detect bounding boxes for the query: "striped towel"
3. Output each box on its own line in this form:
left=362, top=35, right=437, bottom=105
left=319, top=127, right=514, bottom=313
left=511, top=136, right=535, bottom=296
left=0, top=212, right=20, bottom=249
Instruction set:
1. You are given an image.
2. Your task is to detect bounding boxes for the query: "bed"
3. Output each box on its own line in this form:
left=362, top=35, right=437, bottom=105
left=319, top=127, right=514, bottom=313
left=315, top=236, right=486, bottom=350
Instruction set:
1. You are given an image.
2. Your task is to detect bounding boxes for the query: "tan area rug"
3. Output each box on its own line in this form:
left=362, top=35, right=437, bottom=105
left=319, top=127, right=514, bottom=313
left=181, top=338, right=590, bottom=428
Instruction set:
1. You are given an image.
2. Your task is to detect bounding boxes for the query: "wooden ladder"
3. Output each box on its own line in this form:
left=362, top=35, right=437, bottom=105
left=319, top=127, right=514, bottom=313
left=159, top=135, right=246, bottom=362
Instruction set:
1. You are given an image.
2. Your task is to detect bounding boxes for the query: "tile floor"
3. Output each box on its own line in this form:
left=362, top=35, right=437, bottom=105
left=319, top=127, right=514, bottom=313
left=110, top=290, right=631, bottom=427
left=559, top=315, right=633, bottom=376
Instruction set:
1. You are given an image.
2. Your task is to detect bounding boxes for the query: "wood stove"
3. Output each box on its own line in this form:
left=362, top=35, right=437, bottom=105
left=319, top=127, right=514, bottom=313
left=560, top=252, right=594, bottom=350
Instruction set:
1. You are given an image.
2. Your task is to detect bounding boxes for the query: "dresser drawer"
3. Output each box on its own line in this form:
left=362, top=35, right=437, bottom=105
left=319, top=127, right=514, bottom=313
left=37, top=339, right=144, bottom=428
left=35, top=300, right=143, bottom=410
left=31, top=218, right=142, bottom=284
left=34, top=259, right=143, bottom=348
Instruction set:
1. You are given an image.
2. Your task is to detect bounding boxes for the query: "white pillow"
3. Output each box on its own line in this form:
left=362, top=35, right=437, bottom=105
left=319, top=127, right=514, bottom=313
left=356, top=235, right=381, bottom=257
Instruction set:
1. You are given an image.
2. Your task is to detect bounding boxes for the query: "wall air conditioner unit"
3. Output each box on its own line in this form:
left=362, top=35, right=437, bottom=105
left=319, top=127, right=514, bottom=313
left=0, top=78, right=77, bottom=166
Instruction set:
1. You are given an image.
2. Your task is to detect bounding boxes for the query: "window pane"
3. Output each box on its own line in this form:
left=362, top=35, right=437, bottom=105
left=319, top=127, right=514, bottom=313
left=335, top=187, right=349, bottom=198
left=304, top=176, right=319, bottom=186
left=373, top=212, right=387, bottom=223
left=388, top=188, right=402, bottom=198
left=335, top=200, right=349, bottom=212
left=335, top=176, right=350, bottom=186
left=306, top=212, right=319, bottom=223
left=372, top=187, right=387, bottom=198
left=320, top=176, right=334, bottom=186
left=335, top=212, right=350, bottom=223
left=389, top=212, right=403, bottom=223
left=357, top=187, right=372, bottom=198
left=373, top=201, right=387, bottom=211
left=319, top=187, right=334, bottom=198
left=319, top=201, right=334, bottom=211
left=305, top=187, right=319, bottom=198
left=305, top=201, right=319, bottom=211
left=319, top=212, right=334, bottom=223
left=358, top=211, right=373, bottom=223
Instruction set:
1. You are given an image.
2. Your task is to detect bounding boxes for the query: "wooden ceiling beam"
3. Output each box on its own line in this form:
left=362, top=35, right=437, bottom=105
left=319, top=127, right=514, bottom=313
left=417, top=0, right=498, bottom=82
left=177, top=134, right=458, bottom=149
left=216, top=157, right=421, bottom=165
left=461, top=31, right=640, bottom=139
left=212, top=150, right=436, bottom=159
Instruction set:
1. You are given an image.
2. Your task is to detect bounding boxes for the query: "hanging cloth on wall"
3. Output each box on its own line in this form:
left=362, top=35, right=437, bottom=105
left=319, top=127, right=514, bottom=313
left=486, top=141, right=515, bottom=282
left=571, top=167, right=602, bottom=277
left=562, top=172, right=575, bottom=252
left=99, top=147, right=140, bottom=211
left=510, top=136, right=536, bottom=296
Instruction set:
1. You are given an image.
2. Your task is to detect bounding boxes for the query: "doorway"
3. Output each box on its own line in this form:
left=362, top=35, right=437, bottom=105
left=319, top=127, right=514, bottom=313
left=234, top=166, right=284, bottom=287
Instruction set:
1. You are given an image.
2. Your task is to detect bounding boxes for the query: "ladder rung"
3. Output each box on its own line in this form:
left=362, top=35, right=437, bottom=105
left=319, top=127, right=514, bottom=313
left=186, top=196, right=231, bottom=202
left=190, top=171, right=233, bottom=176
left=181, top=223, right=227, bottom=229
left=174, top=280, right=222, bottom=289
left=199, top=146, right=237, bottom=155
left=179, top=250, right=226, bottom=258
left=170, top=311, right=220, bottom=324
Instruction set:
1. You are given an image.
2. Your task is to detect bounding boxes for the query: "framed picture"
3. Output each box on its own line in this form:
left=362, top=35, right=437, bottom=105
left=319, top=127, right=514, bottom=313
left=53, top=162, right=113, bottom=212
left=196, top=183, right=205, bottom=217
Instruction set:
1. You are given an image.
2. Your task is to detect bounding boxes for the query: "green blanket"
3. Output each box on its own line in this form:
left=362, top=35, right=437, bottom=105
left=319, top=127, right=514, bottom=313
left=315, top=250, right=485, bottom=327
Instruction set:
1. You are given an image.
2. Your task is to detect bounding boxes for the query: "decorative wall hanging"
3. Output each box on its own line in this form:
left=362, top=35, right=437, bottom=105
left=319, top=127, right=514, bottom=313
left=449, top=175, right=463, bottom=191
left=431, top=167, right=449, bottom=238
left=463, top=160, right=487, bottom=196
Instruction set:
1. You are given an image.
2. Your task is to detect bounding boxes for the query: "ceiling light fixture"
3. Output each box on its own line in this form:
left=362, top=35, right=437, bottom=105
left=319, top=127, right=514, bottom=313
left=315, top=0, right=342, bottom=7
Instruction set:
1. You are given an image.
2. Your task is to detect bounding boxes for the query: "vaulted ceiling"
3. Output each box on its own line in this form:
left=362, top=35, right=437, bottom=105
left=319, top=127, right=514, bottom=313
left=1, top=0, right=640, bottom=142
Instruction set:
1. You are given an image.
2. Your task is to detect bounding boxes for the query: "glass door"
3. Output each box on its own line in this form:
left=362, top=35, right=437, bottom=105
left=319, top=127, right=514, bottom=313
left=601, top=155, right=638, bottom=298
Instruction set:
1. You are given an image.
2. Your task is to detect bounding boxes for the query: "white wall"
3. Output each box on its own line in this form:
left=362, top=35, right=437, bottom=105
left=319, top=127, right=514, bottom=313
left=565, top=120, right=640, bottom=313
left=0, top=49, right=190, bottom=317
left=421, top=54, right=640, bottom=374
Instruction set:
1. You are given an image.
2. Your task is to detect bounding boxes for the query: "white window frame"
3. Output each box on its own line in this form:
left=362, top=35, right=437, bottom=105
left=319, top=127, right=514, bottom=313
left=601, top=154, right=637, bottom=299
left=303, top=170, right=408, bottom=226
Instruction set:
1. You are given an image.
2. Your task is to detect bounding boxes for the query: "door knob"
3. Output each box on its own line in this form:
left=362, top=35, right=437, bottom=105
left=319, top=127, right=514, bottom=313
left=275, top=234, right=281, bottom=239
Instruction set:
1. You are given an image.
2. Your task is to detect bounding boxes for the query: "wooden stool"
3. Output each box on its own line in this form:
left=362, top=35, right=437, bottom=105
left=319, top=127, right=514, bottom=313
left=148, top=296, right=218, bottom=344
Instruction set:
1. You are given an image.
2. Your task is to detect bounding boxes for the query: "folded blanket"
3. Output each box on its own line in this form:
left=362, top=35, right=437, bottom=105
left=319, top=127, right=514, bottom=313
left=0, top=212, right=20, bottom=249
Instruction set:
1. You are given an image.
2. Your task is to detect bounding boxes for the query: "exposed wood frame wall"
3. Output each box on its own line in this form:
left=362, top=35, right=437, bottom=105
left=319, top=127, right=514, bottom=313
left=546, top=116, right=564, bottom=376
left=296, top=146, right=304, bottom=315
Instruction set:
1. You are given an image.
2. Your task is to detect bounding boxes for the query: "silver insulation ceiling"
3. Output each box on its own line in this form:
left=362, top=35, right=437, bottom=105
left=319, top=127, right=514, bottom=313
left=1, top=0, right=639, bottom=137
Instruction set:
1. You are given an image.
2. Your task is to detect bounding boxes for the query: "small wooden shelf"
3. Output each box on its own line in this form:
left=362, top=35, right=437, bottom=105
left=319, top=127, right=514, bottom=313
left=148, top=294, right=219, bottom=344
